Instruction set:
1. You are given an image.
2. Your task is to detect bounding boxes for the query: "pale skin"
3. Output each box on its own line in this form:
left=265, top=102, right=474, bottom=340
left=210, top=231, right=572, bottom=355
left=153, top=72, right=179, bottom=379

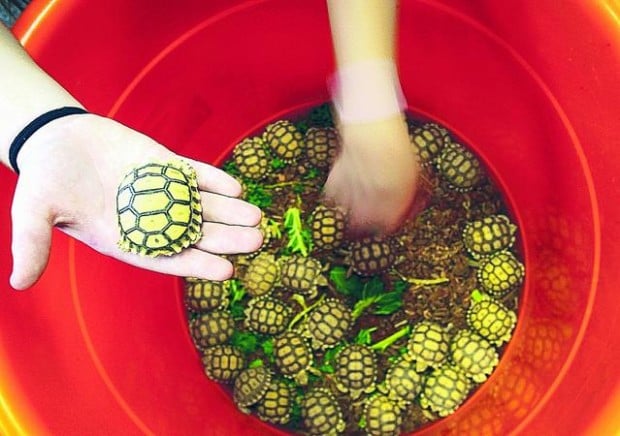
left=325, top=0, right=420, bottom=233
left=0, top=24, right=263, bottom=290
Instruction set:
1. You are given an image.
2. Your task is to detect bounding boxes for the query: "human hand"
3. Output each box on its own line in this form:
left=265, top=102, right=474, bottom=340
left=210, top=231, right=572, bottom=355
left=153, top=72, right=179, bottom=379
left=324, top=114, right=421, bottom=234
left=10, top=114, right=262, bottom=289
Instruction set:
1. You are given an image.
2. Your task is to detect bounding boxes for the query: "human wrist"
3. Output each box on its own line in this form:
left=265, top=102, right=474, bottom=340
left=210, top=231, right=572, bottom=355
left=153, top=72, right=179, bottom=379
left=330, top=59, right=406, bottom=124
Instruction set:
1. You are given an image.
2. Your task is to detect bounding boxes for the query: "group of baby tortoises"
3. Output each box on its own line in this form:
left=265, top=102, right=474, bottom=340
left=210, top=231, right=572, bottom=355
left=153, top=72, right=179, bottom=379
left=113, top=109, right=524, bottom=435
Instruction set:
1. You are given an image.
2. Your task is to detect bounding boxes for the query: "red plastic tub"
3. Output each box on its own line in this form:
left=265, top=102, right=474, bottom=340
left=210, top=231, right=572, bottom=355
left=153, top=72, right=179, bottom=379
left=1, top=0, right=619, bottom=434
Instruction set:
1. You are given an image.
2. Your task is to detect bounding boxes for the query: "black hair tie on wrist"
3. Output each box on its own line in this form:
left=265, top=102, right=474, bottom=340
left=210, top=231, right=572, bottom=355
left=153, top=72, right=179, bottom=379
left=9, top=106, right=89, bottom=174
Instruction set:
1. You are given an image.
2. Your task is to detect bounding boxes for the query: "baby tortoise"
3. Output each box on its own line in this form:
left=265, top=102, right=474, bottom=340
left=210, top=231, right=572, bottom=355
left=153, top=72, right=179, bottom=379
left=462, top=214, right=517, bottom=259
left=242, top=252, right=280, bottom=297
left=273, top=331, right=315, bottom=385
left=184, top=278, right=228, bottom=312
left=334, top=344, right=378, bottom=399
left=232, top=136, right=271, bottom=181
left=301, top=387, right=346, bottom=436
left=244, top=296, right=293, bottom=336
left=467, top=290, right=517, bottom=346
left=345, top=235, right=398, bottom=276
left=263, top=119, right=304, bottom=162
left=477, top=250, right=525, bottom=297
left=450, top=329, right=499, bottom=383
left=233, top=366, right=273, bottom=413
left=116, top=160, right=202, bottom=256
left=201, top=345, right=246, bottom=383
left=436, top=141, right=483, bottom=192
left=406, top=321, right=451, bottom=372
left=382, top=356, right=424, bottom=408
left=190, top=310, right=235, bottom=348
left=362, top=394, right=403, bottom=436
left=256, top=379, right=294, bottom=425
left=304, top=126, right=339, bottom=168
left=419, top=364, right=472, bottom=417
left=310, top=204, right=347, bottom=251
left=410, top=122, right=450, bottom=166
left=279, top=255, right=329, bottom=299
left=304, top=298, right=353, bottom=349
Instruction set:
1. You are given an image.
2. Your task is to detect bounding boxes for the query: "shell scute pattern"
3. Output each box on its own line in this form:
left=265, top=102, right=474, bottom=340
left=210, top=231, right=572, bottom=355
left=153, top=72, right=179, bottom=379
left=477, top=250, right=525, bottom=297
left=406, top=321, right=451, bottom=372
left=410, top=122, right=449, bottom=165
left=233, top=366, right=273, bottom=412
left=467, top=292, right=517, bottom=346
left=279, top=255, right=328, bottom=298
left=463, top=214, right=517, bottom=259
left=450, top=329, right=499, bottom=382
left=304, top=298, right=353, bottom=349
left=304, top=126, right=339, bottom=168
left=190, top=310, right=235, bottom=348
left=263, top=120, right=304, bottom=162
left=419, top=364, right=472, bottom=417
left=242, top=252, right=280, bottom=297
left=244, top=296, right=293, bottom=335
left=201, top=345, right=246, bottom=383
left=273, top=331, right=314, bottom=385
left=310, top=204, right=347, bottom=251
left=346, top=235, right=397, bottom=276
left=117, top=160, right=202, bottom=256
left=301, top=388, right=346, bottom=435
left=436, top=142, right=482, bottom=191
left=334, top=344, right=377, bottom=399
left=256, top=380, right=294, bottom=424
left=184, top=278, right=228, bottom=312
left=384, top=356, right=424, bottom=407
left=233, top=137, right=271, bottom=180
left=363, top=394, right=403, bottom=436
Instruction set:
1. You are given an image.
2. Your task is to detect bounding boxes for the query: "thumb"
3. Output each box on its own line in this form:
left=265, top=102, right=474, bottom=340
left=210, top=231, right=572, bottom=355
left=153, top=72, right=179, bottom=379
left=10, top=188, right=53, bottom=290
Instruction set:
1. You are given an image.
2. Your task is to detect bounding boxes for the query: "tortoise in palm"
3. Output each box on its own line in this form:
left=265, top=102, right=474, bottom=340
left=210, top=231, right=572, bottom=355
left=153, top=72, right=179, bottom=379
left=116, top=160, right=202, bottom=256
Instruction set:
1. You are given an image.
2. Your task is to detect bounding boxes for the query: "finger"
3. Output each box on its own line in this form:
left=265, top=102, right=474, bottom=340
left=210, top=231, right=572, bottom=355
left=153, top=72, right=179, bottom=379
left=195, top=223, right=263, bottom=254
left=10, top=190, right=53, bottom=290
left=187, top=158, right=242, bottom=197
left=201, top=192, right=262, bottom=226
left=119, top=247, right=235, bottom=281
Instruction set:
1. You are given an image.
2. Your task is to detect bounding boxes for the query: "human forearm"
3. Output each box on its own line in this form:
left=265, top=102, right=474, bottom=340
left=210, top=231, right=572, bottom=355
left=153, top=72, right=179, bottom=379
left=0, top=23, right=81, bottom=168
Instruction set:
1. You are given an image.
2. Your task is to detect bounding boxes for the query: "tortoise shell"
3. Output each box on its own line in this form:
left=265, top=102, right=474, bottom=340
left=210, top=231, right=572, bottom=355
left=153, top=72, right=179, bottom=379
left=462, top=214, right=517, bottom=259
left=304, top=298, right=353, bottom=349
left=184, top=278, right=228, bottom=312
left=244, top=296, right=293, bottom=336
left=190, top=310, right=235, bottom=348
left=242, top=252, right=280, bottom=297
left=406, top=321, right=451, bottom=372
left=301, top=388, right=346, bottom=435
left=116, top=160, right=202, bottom=256
left=273, top=331, right=314, bottom=385
left=304, top=126, right=339, bottom=168
left=410, top=122, right=449, bottom=165
left=477, top=250, right=525, bottom=297
left=279, top=255, right=328, bottom=298
left=263, top=120, right=304, bottom=162
left=256, top=379, right=294, bottom=425
left=467, top=292, right=517, bottom=346
left=310, top=204, right=347, bottom=251
left=233, top=366, right=273, bottom=410
left=201, top=345, right=246, bottom=383
left=346, top=235, right=398, bottom=276
left=334, top=344, right=377, bottom=399
left=233, top=137, right=271, bottom=181
left=363, top=394, right=403, bottom=436
left=450, top=329, right=499, bottom=383
left=436, top=142, right=483, bottom=192
left=385, top=356, right=424, bottom=406
left=419, top=364, right=472, bottom=417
